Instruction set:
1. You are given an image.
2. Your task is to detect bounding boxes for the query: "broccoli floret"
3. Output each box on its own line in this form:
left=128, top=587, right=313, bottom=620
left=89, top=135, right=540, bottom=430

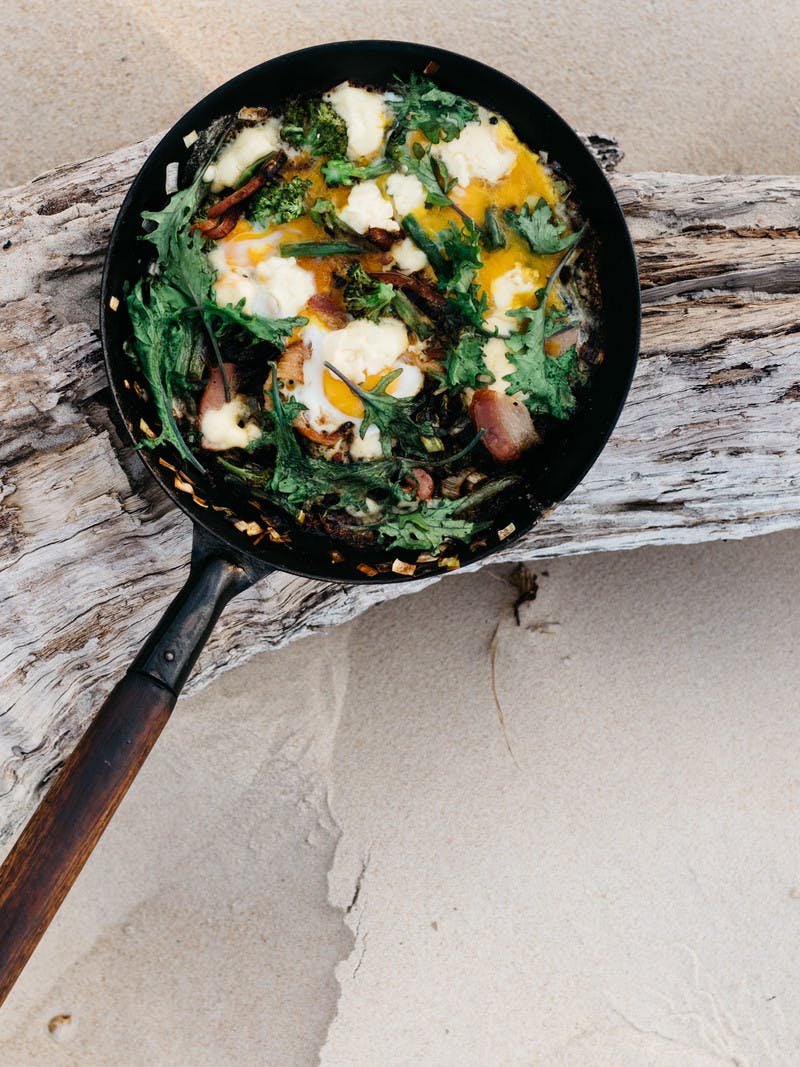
left=248, top=176, right=311, bottom=227
left=280, top=98, right=348, bottom=158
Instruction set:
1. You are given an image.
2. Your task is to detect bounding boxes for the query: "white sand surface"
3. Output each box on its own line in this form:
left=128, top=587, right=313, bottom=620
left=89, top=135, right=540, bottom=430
left=1, top=3, right=799, bottom=1064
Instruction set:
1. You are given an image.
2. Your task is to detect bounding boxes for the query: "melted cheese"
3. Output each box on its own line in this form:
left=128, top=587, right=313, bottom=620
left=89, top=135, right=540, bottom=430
left=253, top=256, right=316, bottom=317
left=204, top=121, right=282, bottom=192
left=200, top=398, right=262, bottom=450
left=386, top=172, right=426, bottom=218
left=391, top=237, right=428, bottom=273
left=432, top=119, right=516, bottom=187
left=324, top=83, right=389, bottom=160
left=481, top=337, right=518, bottom=396
left=339, top=181, right=399, bottom=235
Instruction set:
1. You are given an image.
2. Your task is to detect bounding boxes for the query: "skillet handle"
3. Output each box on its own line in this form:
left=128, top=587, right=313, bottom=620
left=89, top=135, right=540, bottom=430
left=0, top=544, right=257, bottom=1007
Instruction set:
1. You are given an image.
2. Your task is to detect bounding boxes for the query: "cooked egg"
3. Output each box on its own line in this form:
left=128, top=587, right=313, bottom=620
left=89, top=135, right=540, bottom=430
left=254, top=257, right=316, bottom=317
left=432, top=118, right=517, bottom=187
left=204, top=121, right=282, bottom=192
left=385, top=172, right=426, bottom=218
left=339, top=181, right=399, bottom=234
left=288, top=319, right=423, bottom=456
left=391, top=236, right=429, bottom=273
left=324, top=83, right=390, bottom=160
left=200, top=397, right=262, bottom=450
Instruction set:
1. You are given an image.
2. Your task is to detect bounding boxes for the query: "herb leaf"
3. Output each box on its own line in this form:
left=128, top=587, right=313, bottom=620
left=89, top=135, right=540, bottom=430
left=390, top=74, right=478, bottom=144
left=248, top=176, right=311, bottom=227
left=395, top=144, right=452, bottom=207
left=504, top=199, right=582, bottom=255
left=378, top=498, right=486, bottom=551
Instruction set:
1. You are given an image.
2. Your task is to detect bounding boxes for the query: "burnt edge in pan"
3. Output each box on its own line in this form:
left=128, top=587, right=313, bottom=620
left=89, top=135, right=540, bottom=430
left=100, top=40, right=640, bottom=585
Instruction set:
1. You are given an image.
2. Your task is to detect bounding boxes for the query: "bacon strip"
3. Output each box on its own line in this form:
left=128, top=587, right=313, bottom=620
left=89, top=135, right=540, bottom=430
left=406, top=467, right=434, bottom=500
left=470, top=389, right=539, bottom=463
left=206, top=173, right=266, bottom=219
left=198, top=210, right=240, bottom=240
left=307, top=293, right=349, bottom=330
left=366, top=227, right=396, bottom=250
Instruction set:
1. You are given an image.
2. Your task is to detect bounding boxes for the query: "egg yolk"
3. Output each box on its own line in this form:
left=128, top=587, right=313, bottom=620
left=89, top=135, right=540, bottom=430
left=323, top=366, right=399, bottom=418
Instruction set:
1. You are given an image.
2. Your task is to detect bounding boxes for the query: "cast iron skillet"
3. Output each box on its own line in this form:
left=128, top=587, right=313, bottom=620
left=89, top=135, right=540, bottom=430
left=0, top=40, right=639, bottom=1003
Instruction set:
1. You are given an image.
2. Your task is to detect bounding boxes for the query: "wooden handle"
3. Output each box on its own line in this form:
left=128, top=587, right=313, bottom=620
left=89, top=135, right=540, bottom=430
left=0, top=543, right=257, bottom=1006
left=0, top=673, right=176, bottom=1003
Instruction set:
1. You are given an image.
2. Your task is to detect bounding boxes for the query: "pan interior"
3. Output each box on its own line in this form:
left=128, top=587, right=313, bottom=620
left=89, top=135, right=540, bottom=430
left=100, top=40, right=640, bottom=584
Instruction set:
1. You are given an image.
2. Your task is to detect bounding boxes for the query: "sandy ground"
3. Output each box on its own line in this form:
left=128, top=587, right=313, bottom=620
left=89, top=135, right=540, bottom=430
left=1, top=2, right=799, bottom=1064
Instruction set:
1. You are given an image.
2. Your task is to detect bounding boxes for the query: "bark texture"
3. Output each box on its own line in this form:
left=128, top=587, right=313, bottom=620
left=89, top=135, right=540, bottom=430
left=1, top=136, right=799, bottom=846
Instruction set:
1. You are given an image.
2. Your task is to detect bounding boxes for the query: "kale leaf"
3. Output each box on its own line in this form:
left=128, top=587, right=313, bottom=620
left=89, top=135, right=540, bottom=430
left=445, top=331, right=494, bottom=390
left=389, top=74, right=478, bottom=144
left=343, top=262, right=396, bottom=321
left=324, top=364, right=433, bottom=458
left=503, top=296, right=584, bottom=418
left=126, top=278, right=204, bottom=471
left=394, top=143, right=453, bottom=207
left=248, top=176, right=311, bottom=227
left=203, top=298, right=306, bottom=351
left=377, top=498, right=487, bottom=551
left=504, top=199, right=582, bottom=255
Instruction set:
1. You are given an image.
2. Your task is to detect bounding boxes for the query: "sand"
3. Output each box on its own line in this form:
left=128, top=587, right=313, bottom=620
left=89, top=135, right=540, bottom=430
left=1, top=3, right=799, bottom=1064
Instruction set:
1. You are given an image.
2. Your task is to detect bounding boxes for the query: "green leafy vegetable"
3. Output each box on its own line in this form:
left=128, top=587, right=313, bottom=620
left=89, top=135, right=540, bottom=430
left=445, top=331, right=494, bottom=389
left=126, top=279, right=204, bottom=472
left=342, top=262, right=433, bottom=338
left=395, top=143, right=452, bottom=207
left=402, top=217, right=490, bottom=333
left=389, top=74, right=478, bottom=143
left=248, top=176, right=311, bottom=227
left=280, top=240, right=363, bottom=258
left=503, top=296, right=584, bottom=418
left=321, top=157, right=394, bottom=186
left=203, top=298, right=306, bottom=351
left=504, top=199, right=582, bottom=255
left=343, top=262, right=396, bottom=321
left=377, top=498, right=487, bottom=551
left=481, top=206, right=506, bottom=250
left=280, top=98, right=348, bottom=157
left=324, top=364, right=432, bottom=458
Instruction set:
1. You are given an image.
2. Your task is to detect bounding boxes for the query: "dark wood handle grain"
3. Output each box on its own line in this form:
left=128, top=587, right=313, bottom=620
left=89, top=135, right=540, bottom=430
left=0, top=538, right=261, bottom=1007
left=0, top=672, right=176, bottom=1004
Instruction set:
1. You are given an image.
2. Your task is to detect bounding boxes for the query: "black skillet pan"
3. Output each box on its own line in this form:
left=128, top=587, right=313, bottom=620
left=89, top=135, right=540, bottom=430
left=0, top=40, right=639, bottom=1003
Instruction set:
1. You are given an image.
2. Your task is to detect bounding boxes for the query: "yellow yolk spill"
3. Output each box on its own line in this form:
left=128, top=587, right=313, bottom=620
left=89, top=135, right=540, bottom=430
left=323, top=366, right=398, bottom=418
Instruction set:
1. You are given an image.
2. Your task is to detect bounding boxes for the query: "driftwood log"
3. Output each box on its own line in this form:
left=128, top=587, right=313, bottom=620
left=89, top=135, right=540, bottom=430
left=1, top=135, right=799, bottom=850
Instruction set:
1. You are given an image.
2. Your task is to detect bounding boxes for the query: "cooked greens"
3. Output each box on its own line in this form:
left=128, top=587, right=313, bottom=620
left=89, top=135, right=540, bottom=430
left=124, top=75, right=593, bottom=565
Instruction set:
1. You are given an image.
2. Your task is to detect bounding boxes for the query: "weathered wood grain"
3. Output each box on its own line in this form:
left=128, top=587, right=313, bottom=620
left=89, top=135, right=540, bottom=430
left=1, top=138, right=799, bottom=849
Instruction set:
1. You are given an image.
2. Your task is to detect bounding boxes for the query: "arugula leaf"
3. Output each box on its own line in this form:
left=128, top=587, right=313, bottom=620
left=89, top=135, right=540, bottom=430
left=203, top=298, right=306, bottom=351
left=343, top=262, right=396, bottom=321
left=377, top=498, right=487, bottom=552
left=141, top=185, right=213, bottom=307
left=280, top=98, right=348, bottom=157
left=390, top=74, right=478, bottom=144
left=445, top=331, right=494, bottom=389
left=248, top=176, right=311, bottom=227
left=503, top=296, right=584, bottom=418
left=126, top=278, right=204, bottom=472
left=321, top=157, right=394, bottom=186
left=324, top=364, right=432, bottom=458
left=504, top=199, right=582, bottom=255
